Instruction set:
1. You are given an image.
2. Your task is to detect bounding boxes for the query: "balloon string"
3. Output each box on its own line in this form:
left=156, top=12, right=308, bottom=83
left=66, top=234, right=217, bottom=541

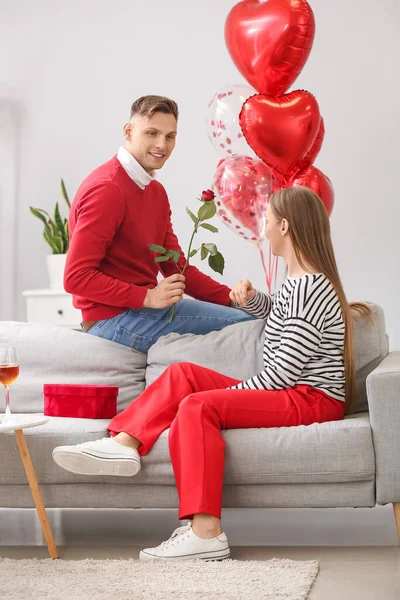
left=268, top=244, right=274, bottom=293
left=258, top=242, right=272, bottom=293
left=258, top=243, right=281, bottom=294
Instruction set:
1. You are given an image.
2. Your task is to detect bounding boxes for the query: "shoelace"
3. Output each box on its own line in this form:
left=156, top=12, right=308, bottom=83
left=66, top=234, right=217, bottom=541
left=158, top=522, right=192, bottom=550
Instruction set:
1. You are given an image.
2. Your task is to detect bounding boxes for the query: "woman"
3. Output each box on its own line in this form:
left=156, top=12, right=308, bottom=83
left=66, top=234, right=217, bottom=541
left=53, top=186, right=372, bottom=561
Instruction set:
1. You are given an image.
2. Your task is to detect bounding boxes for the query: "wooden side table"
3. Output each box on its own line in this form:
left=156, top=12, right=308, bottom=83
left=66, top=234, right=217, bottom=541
left=0, top=415, right=59, bottom=559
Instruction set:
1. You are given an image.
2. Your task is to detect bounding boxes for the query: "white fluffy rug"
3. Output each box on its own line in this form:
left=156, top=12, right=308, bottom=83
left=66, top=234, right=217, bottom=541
left=0, top=557, right=319, bottom=599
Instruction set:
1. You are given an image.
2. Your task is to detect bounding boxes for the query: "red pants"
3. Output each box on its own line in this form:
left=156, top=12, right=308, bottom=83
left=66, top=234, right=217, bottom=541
left=108, top=362, right=345, bottom=520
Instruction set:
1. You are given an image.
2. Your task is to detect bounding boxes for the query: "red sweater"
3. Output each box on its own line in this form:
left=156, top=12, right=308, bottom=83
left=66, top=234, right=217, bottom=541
left=64, top=156, right=231, bottom=321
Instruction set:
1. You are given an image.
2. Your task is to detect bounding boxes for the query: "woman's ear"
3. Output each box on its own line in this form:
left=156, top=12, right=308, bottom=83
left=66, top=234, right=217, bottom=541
left=281, top=218, right=289, bottom=236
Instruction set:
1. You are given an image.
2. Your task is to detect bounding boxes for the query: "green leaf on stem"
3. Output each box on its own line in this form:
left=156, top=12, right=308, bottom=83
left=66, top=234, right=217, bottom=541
left=155, top=256, right=170, bottom=262
left=189, top=249, right=198, bottom=258
left=200, top=223, right=218, bottom=233
left=149, top=244, right=167, bottom=254
left=209, top=251, right=225, bottom=275
left=166, top=250, right=181, bottom=263
left=200, top=245, right=209, bottom=260
left=198, top=201, right=216, bottom=221
left=203, top=243, right=218, bottom=256
left=186, top=207, right=198, bottom=224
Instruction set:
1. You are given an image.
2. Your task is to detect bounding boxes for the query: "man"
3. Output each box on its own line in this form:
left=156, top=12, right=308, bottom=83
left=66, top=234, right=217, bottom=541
left=64, top=95, right=253, bottom=352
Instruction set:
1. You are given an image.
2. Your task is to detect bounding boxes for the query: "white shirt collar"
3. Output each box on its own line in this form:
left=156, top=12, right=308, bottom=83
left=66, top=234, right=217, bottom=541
left=117, top=146, right=154, bottom=189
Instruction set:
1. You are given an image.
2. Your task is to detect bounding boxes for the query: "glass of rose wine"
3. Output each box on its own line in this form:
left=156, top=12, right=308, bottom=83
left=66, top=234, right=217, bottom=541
left=0, top=346, right=19, bottom=423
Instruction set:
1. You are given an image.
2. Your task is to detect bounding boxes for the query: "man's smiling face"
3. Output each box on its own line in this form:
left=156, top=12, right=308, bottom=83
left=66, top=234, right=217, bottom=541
left=124, top=112, right=177, bottom=174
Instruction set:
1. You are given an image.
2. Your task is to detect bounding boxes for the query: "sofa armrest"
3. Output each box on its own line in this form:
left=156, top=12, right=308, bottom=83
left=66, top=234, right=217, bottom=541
left=366, top=351, right=400, bottom=504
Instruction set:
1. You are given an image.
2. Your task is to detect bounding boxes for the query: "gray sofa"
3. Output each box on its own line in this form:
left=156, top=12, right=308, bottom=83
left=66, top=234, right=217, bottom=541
left=0, top=303, right=399, bottom=541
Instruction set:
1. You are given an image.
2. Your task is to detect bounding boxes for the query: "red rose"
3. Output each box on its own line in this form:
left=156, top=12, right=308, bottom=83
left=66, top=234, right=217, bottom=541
left=201, top=189, right=215, bottom=202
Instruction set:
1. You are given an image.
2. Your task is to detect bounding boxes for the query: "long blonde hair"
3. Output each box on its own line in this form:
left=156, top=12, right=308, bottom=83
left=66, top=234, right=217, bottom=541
left=269, top=186, right=374, bottom=415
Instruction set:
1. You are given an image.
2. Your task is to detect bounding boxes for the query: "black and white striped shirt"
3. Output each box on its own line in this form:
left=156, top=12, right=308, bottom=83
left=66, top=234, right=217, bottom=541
left=230, top=273, right=346, bottom=402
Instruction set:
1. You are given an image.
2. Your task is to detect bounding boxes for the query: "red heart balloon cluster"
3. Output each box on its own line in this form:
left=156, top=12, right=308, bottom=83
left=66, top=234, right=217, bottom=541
left=224, top=0, right=334, bottom=215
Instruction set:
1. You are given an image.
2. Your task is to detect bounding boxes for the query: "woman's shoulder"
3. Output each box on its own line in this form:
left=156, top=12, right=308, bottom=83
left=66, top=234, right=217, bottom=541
left=283, top=273, right=339, bottom=318
left=285, top=273, right=333, bottom=294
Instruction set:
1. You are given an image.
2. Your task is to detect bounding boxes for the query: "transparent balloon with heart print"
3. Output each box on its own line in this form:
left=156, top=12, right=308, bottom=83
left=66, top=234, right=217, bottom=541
left=212, top=155, right=279, bottom=292
left=206, top=84, right=257, bottom=159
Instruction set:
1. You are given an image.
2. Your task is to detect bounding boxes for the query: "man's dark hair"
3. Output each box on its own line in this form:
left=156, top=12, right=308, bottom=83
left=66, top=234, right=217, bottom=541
left=130, top=95, right=179, bottom=121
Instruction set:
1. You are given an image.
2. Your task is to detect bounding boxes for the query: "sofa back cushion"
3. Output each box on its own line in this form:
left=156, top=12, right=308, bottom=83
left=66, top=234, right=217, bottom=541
left=147, top=303, right=388, bottom=414
left=0, top=302, right=388, bottom=416
left=353, top=303, right=388, bottom=411
left=0, top=321, right=146, bottom=413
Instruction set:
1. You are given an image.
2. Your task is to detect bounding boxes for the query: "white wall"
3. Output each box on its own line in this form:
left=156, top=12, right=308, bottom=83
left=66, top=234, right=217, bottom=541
left=1, top=0, right=399, bottom=346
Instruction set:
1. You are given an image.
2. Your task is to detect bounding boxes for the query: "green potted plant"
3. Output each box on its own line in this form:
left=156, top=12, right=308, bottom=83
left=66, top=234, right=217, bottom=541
left=30, top=179, right=71, bottom=290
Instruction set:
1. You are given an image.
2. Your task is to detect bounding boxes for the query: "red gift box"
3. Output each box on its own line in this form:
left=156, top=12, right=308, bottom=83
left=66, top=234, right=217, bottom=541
left=43, top=384, right=118, bottom=419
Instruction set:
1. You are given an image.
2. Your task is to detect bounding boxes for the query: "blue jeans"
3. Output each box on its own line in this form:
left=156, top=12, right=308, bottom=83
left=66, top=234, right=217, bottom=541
left=86, top=299, right=255, bottom=353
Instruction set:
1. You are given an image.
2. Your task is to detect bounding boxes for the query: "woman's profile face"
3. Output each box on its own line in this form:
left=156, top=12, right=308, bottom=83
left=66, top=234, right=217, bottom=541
left=264, top=204, right=284, bottom=256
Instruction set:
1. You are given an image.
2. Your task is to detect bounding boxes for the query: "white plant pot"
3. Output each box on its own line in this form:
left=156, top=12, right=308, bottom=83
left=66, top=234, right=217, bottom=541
left=46, top=254, right=67, bottom=290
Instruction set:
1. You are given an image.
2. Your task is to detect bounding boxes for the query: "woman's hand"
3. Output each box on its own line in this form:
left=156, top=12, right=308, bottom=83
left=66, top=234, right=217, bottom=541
left=229, top=280, right=256, bottom=306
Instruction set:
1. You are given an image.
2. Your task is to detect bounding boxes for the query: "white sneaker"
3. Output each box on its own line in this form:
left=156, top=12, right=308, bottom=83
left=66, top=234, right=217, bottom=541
left=52, top=437, right=141, bottom=477
left=139, top=522, right=230, bottom=561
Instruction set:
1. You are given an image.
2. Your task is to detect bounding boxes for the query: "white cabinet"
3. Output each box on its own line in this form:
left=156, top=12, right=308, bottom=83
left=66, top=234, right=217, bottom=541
left=22, top=289, right=82, bottom=329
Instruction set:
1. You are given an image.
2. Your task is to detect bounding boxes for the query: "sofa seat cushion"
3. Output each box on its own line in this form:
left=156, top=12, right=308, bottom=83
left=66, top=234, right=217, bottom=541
left=131, top=413, right=375, bottom=487
left=0, top=413, right=375, bottom=486
left=0, top=416, right=110, bottom=485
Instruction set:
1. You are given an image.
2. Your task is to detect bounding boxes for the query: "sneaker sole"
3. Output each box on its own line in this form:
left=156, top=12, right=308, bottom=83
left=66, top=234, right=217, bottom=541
left=52, top=450, right=141, bottom=477
left=139, top=549, right=230, bottom=561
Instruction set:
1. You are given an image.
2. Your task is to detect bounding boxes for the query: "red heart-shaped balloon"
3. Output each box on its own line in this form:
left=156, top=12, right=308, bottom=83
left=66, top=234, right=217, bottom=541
left=240, top=90, right=321, bottom=177
left=225, top=0, right=315, bottom=95
left=290, top=165, right=334, bottom=215
left=287, top=117, right=325, bottom=180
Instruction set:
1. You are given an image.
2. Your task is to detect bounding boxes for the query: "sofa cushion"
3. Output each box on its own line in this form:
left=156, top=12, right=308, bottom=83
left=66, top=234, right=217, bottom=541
left=130, top=413, right=375, bottom=487
left=0, top=416, right=110, bottom=485
left=353, top=304, right=388, bottom=412
left=147, top=303, right=388, bottom=414
left=0, top=321, right=146, bottom=413
left=0, top=413, right=374, bottom=486
left=146, top=319, right=265, bottom=387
